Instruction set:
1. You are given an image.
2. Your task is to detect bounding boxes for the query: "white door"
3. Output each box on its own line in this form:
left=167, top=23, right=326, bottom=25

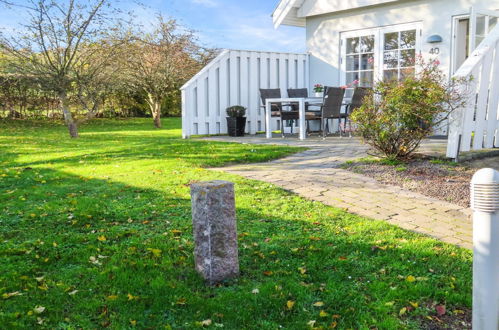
left=341, top=23, right=422, bottom=98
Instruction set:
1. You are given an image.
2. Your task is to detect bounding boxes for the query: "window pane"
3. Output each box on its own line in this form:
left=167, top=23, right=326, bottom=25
left=383, top=51, right=398, bottom=69
left=400, top=68, right=415, bottom=79
left=360, top=35, right=375, bottom=53
left=346, top=72, right=360, bottom=85
left=489, top=17, right=498, bottom=31
left=346, top=55, right=360, bottom=71
left=400, top=49, right=416, bottom=67
left=360, top=71, right=374, bottom=87
left=346, top=37, right=360, bottom=54
left=400, top=30, right=416, bottom=49
left=384, top=69, right=398, bottom=81
left=361, top=54, right=374, bottom=70
left=384, top=32, right=399, bottom=50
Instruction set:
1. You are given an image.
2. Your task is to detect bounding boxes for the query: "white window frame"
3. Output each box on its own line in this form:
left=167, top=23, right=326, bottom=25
left=340, top=22, right=423, bottom=87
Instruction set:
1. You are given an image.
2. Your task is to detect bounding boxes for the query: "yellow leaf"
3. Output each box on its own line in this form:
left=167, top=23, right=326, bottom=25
left=319, top=310, right=329, bottom=317
left=97, top=235, right=106, bottom=242
left=313, top=301, right=324, bottom=307
left=406, top=275, right=416, bottom=283
left=147, top=248, right=162, bottom=257
left=409, top=302, right=419, bottom=308
left=52, top=242, right=58, bottom=247
left=399, top=307, right=407, bottom=316
left=127, top=293, right=138, bottom=300
left=330, top=321, right=338, bottom=328
left=298, top=267, right=307, bottom=274
left=2, top=291, right=21, bottom=299
left=130, top=320, right=137, bottom=326
left=107, top=295, right=118, bottom=301
left=286, top=300, right=295, bottom=310
left=176, top=298, right=187, bottom=305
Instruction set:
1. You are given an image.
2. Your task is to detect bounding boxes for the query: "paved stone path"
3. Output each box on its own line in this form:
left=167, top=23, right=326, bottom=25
left=207, top=135, right=472, bottom=249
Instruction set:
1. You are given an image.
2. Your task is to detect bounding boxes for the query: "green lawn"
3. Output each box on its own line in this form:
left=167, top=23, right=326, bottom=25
left=0, top=118, right=471, bottom=329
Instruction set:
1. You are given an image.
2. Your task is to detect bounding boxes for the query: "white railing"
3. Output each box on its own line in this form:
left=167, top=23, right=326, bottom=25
left=447, top=25, right=499, bottom=159
left=181, top=49, right=309, bottom=138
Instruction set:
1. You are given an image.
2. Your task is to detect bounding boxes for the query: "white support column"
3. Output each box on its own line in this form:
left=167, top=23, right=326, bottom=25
left=471, top=168, right=499, bottom=330
left=265, top=100, right=272, bottom=139
left=299, top=98, right=306, bottom=140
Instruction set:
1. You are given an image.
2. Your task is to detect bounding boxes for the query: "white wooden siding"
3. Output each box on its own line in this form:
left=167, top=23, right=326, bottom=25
left=181, top=49, right=309, bottom=138
left=447, top=25, right=499, bottom=158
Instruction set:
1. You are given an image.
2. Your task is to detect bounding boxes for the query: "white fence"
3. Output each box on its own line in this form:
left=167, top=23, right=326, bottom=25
left=447, top=25, right=499, bottom=159
left=181, top=49, right=309, bottom=138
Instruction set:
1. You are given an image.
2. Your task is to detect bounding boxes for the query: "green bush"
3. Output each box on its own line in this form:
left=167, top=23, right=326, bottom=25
left=351, top=58, right=468, bottom=160
left=226, top=105, right=246, bottom=117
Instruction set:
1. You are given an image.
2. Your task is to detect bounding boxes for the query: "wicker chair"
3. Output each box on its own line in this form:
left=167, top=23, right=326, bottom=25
left=319, top=87, right=346, bottom=138
left=259, top=88, right=298, bottom=137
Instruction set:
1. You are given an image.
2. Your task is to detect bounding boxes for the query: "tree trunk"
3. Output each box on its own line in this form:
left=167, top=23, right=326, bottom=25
left=147, top=93, right=162, bottom=128
left=59, top=91, right=79, bottom=138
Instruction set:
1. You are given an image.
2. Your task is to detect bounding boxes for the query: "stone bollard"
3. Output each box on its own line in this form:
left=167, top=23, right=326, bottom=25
left=190, top=181, right=239, bottom=285
left=471, top=168, right=499, bottom=330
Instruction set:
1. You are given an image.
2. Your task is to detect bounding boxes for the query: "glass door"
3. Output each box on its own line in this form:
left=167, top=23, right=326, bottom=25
left=343, top=35, right=375, bottom=97
left=341, top=23, right=421, bottom=93
left=382, top=29, right=417, bottom=81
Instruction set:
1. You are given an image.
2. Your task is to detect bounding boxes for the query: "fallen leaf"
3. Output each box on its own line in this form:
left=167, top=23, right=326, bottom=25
left=399, top=307, right=407, bottom=316
left=33, top=306, right=45, bottom=314
left=97, top=235, right=106, bottom=242
left=107, top=295, right=118, bottom=301
left=298, top=267, right=307, bottom=275
left=2, top=291, right=22, bottom=299
left=252, top=288, right=260, bottom=294
left=319, top=310, right=329, bottom=317
left=201, top=319, right=212, bottom=326
left=406, top=275, right=416, bottom=283
left=409, top=302, right=419, bottom=308
left=130, top=320, right=137, bottom=326
left=263, top=271, right=273, bottom=276
left=68, top=290, right=78, bottom=296
left=313, top=301, right=324, bottom=307
left=435, top=305, right=446, bottom=316
left=330, top=321, right=338, bottom=328
left=307, top=320, right=316, bottom=327
left=286, top=300, right=295, bottom=310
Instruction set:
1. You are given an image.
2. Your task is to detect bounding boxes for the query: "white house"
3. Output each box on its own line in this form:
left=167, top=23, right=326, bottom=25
left=181, top=0, right=499, bottom=159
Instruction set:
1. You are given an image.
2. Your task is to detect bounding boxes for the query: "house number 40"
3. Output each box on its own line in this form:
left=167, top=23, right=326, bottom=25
left=429, top=47, right=440, bottom=55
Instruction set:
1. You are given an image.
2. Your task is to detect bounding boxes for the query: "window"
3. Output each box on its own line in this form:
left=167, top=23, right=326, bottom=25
left=383, top=29, right=416, bottom=81
left=341, top=23, right=421, bottom=93
left=345, top=35, right=375, bottom=90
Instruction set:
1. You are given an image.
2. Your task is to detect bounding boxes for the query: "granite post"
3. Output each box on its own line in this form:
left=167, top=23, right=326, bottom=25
left=190, top=181, right=239, bottom=284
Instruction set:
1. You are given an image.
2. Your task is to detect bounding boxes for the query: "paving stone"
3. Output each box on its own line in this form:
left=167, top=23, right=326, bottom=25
left=208, top=136, right=473, bottom=249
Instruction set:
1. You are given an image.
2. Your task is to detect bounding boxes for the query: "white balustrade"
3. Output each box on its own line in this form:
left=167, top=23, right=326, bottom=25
left=181, top=49, right=309, bottom=138
left=447, top=25, right=499, bottom=159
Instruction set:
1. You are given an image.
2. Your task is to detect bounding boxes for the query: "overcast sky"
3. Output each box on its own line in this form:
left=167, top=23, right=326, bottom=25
left=0, top=0, right=306, bottom=53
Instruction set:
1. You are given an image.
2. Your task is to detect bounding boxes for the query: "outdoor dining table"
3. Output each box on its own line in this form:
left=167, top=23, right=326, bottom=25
left=265, top=96, right=351, bottom=140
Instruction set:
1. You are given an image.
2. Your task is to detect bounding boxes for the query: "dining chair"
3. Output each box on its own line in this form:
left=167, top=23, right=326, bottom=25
left=259, top=88, right=298, bottom=137
left=287, top=88, right=323, bottom=134
left=320, top=86, right=346, bottom=138
left=343, top=87, right=371, bottom=135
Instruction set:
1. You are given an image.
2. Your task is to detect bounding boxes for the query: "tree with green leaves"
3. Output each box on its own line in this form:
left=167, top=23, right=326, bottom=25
left=0, top=0, right=122, bottom=137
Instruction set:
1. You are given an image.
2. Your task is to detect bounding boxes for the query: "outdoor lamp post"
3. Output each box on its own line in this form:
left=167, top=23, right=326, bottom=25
left=471, top=168, right=499, bottom=330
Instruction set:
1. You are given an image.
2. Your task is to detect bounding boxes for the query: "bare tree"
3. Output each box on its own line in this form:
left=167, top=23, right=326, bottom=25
left=122, top=17, right=209, bottom=128
left=0, top=0, right=120, bottom=137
